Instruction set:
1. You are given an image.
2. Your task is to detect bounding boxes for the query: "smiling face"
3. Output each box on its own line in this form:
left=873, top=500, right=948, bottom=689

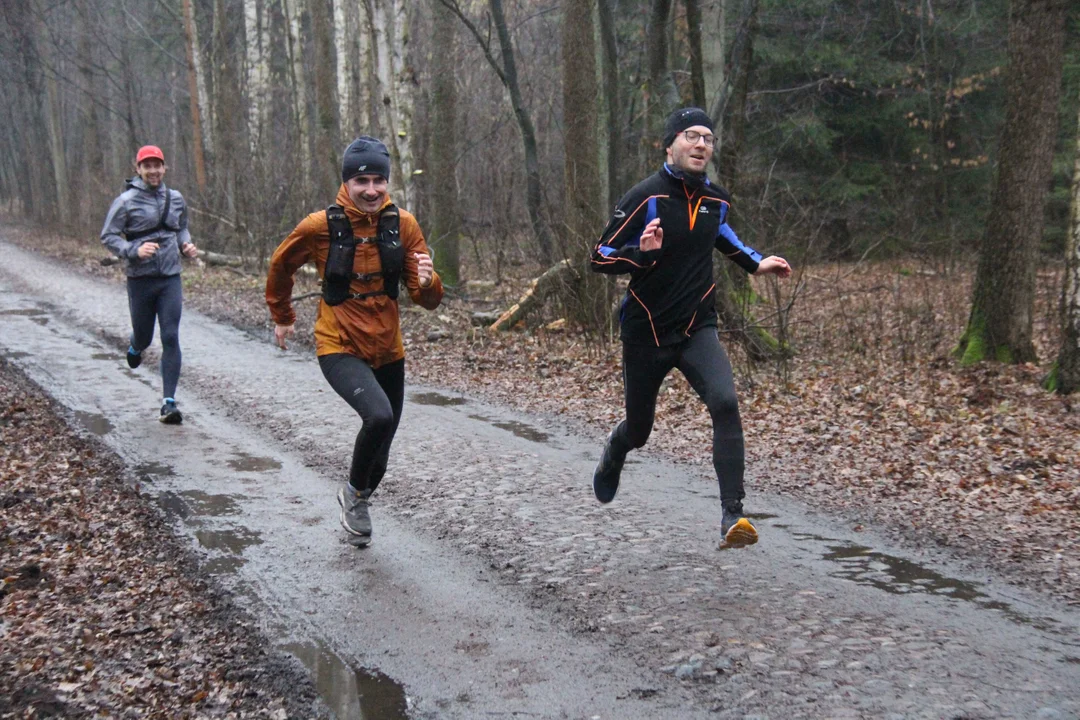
left=136, top=158, right=166, bottom=188
left=665, top=125, right=715, bottom=176
left=345, top=173, right=389, bottom=213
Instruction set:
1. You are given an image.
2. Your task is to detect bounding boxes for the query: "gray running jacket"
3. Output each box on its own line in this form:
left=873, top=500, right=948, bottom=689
left=101, top=177, right=191, bottom=278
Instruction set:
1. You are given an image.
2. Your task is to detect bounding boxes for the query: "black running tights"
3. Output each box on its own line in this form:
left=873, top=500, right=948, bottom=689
left=318, top=353, right=405, bottom=495
left=127, top=274, right=183, bottom=399
left=611, top=328, right=745, bottom=502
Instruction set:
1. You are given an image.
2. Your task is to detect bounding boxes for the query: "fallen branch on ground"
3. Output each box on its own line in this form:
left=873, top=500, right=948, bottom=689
left=489, top=259, right=574, bottom=331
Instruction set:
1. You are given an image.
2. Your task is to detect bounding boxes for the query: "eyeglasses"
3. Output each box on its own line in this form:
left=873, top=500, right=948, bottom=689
left=681, top=130, right=716, bottom=147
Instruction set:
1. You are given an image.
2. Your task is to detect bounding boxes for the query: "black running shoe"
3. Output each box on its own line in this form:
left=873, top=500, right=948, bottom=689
left=126, top=346, right=142, bottom=369
left=159, top=400, right=183, bottom=425
left=720, top=501, right=758, bottom=548
left=593, top=429, right=627, bottom=504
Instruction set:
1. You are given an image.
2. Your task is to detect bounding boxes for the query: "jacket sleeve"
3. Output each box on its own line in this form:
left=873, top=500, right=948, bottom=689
left=590, top=189, right=664, bottom=275
left=174, top=191, right=192, bottom=247
left=101, top=193, right=138, bottom=259
left=265, top=213, right=319, bottom=326
left=401, top=213, right=443, bottom=310
left=714, top=202, right=762, bottom=274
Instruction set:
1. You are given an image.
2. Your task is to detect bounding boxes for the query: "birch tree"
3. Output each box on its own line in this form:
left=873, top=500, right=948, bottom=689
left=244, top=0, right=271, bottom=152
left=368, top=0, right=415, bottom=208
left=283, top=0, right=313, bottom=199
left=182, top=0, right=209, bottom=193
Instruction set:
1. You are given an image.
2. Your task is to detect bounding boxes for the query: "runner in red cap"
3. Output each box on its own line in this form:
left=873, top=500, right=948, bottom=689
left=135, top=145, right=166, bottom=165
left=101, top=146, right=198, bottom=423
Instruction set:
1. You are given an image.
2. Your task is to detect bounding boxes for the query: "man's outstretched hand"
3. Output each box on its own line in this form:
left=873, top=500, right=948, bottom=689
left=755, top=256, right=792, bottom=278
left=640, top=218, right=663, bottom=252
left=274, top=324, right=295, bottom=350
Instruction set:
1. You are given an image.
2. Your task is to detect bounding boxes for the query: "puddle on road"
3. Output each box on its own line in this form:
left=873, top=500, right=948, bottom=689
left=157, top=490, right=242, bottom=519
left=0, top=308, right=47, bottom=317
left=410, top=391, right=468, bottom=407
left=746, top=512, right=778, bottom=520
left=30, top=317, right=49, bottom=326
left=134, top=461, right=174, bottom=484
left=468, top=414, right=551, bottom=444
left=800, top=533, right=1061, bottom=632
left=226, top=452, right=282, bottom=473
left=91, top=352, right=114, bottom=361
left=195, top=527, right=263, bottom=555
left=74, top=410, right=114, bottom=436
left=204, top=556, right=247, bottom=575
left=281, top=640, right=409, bottom=720
left=2, top=350, right=30, bottom=359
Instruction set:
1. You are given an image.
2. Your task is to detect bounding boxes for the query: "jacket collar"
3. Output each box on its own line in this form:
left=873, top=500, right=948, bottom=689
left=336, top=183, right=392, bottom=224
left=662, top=162, right=711, bottom=192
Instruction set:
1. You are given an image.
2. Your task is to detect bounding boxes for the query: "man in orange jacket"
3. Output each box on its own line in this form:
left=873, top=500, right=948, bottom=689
left=266, top=136, right=443, bottom=546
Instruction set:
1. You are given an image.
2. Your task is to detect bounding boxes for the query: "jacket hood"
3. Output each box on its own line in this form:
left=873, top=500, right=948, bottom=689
left=336, top=183, right=392, bottom=222
left=126, top=176, right=165, bottom=194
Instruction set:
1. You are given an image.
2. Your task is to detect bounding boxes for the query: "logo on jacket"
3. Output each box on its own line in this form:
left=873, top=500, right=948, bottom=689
left=699, top=207, right=709, bottom=214
left=613, top=209, right=626, bottom=219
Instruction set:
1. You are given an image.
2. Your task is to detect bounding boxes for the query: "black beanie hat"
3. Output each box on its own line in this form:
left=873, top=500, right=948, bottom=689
left=663, top=107, right=715, bottom=148
left=341, top=136, right=391, bottom=183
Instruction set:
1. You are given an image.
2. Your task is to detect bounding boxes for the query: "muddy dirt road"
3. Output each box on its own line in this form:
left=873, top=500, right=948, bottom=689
left=1, top=238, right=1078, bottom=719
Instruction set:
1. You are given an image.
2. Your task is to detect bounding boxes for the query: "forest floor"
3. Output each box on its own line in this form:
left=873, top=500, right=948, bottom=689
left=6, top=217, right=1078, bottom=616
left=0, top=360, right=326, bottom=718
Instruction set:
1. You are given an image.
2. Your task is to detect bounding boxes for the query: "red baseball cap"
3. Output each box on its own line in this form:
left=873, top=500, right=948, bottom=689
left=135, top=145, right=165, bottom=165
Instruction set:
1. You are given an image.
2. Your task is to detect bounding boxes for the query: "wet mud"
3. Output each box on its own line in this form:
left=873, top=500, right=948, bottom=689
left=409, top=391, right=468, bottom=407
left=467, top=413, right=551, bottom=443
left=280, top=640, right=409, bottom=720
left=226, top=452, right=283, bottom=473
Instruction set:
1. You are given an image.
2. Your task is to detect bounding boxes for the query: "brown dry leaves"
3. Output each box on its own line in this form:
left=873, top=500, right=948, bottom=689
left=0, top=361, right=316, bottom=718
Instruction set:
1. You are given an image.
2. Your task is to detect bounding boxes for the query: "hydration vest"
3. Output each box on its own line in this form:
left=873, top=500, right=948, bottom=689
left=125, top=184, right=180, bottom=241
left=322, top=203, right=404, bottom=306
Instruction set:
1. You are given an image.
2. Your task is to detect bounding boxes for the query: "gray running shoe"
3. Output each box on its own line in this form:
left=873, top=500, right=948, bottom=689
left=159, top=399, right=183, bottom=425
left=337, top=484, right=372, bottom=541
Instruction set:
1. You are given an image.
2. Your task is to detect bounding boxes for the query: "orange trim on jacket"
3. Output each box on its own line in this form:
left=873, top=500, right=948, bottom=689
left=265, top=184, right=444, bottom=368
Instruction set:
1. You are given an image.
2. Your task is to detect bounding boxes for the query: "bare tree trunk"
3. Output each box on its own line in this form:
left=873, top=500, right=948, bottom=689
left=646, top=0, right=678, bottom=140
left=715, top=0, right=757, bottom=192
left=429, top=0, right=461, bottom=285
left=1049, top=87, right=1080, bottom=394
left=244, top=0, right=271, bottom=153
left=597, top=0, right=621, bottom=209
left=77, top=0, right=105, bottom=227
left=562, top=0, right=607, bottom=329
left=684, top=0, right=706, bottom=109
left=956, top=0, right=1067, bottom=365
left=283, top=0, right=313, bottom=199
left=333, top=0, right=354, bottom=138
left=311, top=0, right=342, bottom=198
left=367, top=0, right=415, bottom=207
left=701, top=0, right=725, bottom=126
left=42, top=45, right=70, bottom=215
left=182, top=0, right=209, bottom=193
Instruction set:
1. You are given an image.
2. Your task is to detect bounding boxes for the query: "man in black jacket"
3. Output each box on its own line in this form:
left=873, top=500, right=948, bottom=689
left=590, top=107, right=791, bottom=548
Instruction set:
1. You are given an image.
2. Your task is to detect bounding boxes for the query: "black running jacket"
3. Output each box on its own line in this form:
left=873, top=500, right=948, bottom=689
left=590, top=164, right=762, bottom=346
